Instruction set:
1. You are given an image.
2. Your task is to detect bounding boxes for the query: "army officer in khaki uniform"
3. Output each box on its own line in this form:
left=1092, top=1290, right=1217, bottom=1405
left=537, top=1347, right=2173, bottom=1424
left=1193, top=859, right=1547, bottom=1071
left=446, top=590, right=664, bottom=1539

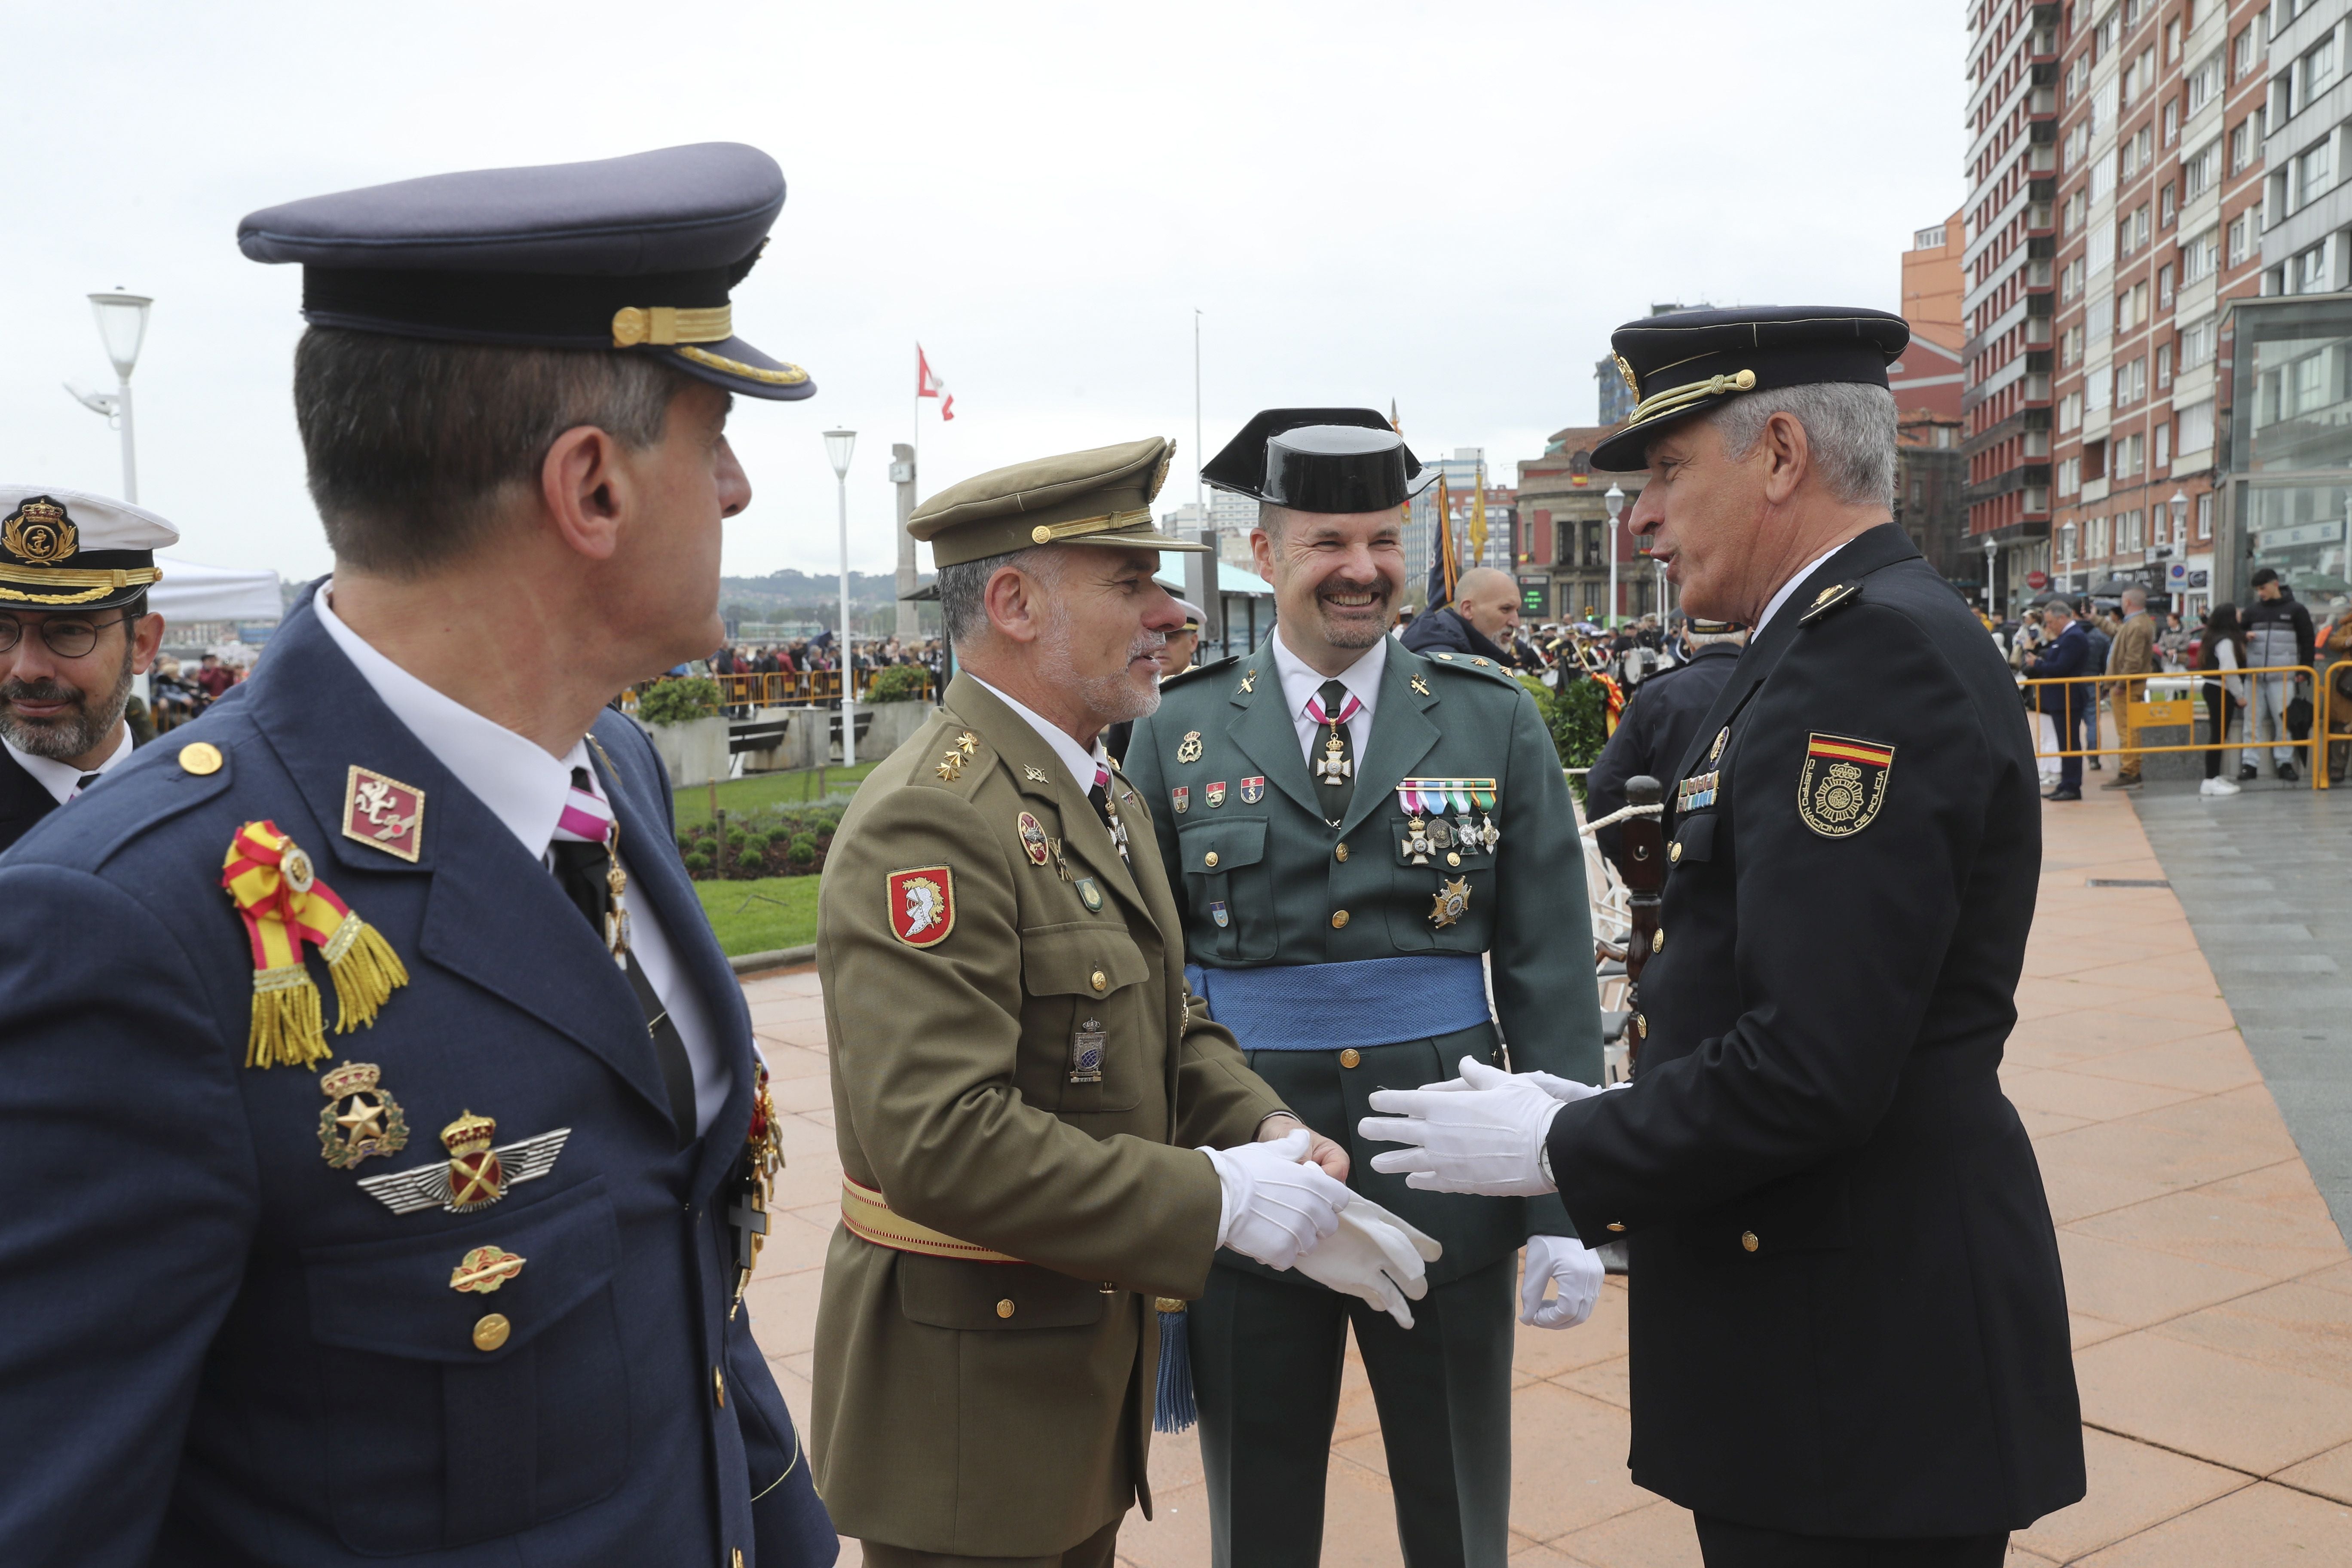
left=811, top=437, right=1438, bottom=1568
left=1122, top=412, right=1607, bottom=1568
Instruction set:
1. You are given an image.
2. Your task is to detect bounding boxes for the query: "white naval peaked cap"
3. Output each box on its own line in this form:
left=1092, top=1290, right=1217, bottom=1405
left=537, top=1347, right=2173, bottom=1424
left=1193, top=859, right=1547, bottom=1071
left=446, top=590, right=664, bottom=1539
left=0, top=485, right=178, bottom=612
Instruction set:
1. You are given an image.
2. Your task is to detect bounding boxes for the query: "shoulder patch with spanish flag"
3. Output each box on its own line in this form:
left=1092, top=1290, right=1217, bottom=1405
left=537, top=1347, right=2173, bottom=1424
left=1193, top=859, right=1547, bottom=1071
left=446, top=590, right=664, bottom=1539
left=1796, top=734, right=1894, bottom=839
left=886, top=866, right=956, bottom=948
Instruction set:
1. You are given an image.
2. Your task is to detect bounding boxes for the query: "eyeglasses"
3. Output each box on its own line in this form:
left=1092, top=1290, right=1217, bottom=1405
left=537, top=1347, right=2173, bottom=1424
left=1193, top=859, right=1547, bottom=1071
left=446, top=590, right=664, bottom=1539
left=0, top=611, right=137, bottom=659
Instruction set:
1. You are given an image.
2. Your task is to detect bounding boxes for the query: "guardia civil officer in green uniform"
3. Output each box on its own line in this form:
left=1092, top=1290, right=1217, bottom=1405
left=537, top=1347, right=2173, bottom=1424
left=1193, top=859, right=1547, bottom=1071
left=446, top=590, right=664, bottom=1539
left=1362, top=310, right=2084, bottom=1568
left=1124, top=410, right=1607, bottom=1568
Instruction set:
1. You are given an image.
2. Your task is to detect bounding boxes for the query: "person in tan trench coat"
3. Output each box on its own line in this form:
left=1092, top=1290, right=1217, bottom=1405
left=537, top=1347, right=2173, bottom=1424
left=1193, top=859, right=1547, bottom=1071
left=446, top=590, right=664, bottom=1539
left=811, top=437, right=1436, bottom=1568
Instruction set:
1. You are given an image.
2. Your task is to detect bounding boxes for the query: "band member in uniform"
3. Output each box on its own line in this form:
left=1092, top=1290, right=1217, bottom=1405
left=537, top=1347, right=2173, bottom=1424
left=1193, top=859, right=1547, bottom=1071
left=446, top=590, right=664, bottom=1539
left=1123, top=410, right=1607, bottom=1568
left=812, top=437, right=1434, bottom=1568
left=1363, top=307, right=2085, bottom=1567
left=1582, top=618, right=1746, bottom=867
left=0, top=488, right=172, bottom=851
left=0, top=145, right=839, bottom=1567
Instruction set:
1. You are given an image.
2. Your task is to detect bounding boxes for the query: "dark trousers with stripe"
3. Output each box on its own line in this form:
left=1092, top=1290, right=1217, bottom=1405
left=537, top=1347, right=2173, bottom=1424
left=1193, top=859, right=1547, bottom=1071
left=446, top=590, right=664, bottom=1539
left=1191, top=1253, right=1515, bottom=1568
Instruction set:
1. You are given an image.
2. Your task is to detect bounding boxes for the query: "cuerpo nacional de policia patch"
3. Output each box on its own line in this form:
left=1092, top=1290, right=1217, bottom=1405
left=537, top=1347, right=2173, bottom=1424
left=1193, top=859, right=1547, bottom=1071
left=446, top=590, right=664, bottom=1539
left=887, top=866, right=956, bottom=948
left=1797, top=733, right=1895, bottom=839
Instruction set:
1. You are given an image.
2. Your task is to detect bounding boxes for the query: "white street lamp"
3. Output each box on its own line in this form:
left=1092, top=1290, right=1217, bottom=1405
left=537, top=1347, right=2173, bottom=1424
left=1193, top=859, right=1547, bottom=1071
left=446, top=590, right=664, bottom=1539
left=64, top=290, right=152, bottom=501
left=824, top=430, right=858, bottom=767
left=1982, top=535, right=2000, bottom=617
left=1603, top=482, right=1626, bottom=630
left=2167, top=488, right=2188, bottom=557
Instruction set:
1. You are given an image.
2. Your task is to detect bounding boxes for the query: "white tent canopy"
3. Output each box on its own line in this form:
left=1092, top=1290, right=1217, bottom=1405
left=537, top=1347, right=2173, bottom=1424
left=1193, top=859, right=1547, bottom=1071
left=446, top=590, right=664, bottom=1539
left=151, top=557, right=281, bottom=625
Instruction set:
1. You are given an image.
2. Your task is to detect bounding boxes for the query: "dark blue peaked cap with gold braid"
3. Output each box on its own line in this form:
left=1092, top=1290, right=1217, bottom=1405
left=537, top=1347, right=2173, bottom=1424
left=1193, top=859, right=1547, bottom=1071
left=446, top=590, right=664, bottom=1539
left=237, top=143, right=815, bottom=401
left=1591, top=306, right=1908, bottom=472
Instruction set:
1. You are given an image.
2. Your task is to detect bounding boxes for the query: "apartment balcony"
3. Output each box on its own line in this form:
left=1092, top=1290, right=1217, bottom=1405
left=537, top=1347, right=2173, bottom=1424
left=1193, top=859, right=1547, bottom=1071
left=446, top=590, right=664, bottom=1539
left=2024, top=431, right=2051, bottom=457
left=2025, top=374, right=2051, bottom=400
left=2026, top=317, right=2052, bottom=346
left=2027, top=258, right=2052, bottom=288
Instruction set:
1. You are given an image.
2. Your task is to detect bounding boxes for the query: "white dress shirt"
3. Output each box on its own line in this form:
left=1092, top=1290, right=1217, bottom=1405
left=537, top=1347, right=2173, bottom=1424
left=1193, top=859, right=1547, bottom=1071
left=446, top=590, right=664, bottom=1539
left=315, top=587, right=730, bottom=1133
left=1752, top=544, right=1847, bottom=638
left=5, top=723, right=135, bottom=806
left=966, top=674, right=1108, bottom=796
left=1270, top=630, right=1385, bottom=766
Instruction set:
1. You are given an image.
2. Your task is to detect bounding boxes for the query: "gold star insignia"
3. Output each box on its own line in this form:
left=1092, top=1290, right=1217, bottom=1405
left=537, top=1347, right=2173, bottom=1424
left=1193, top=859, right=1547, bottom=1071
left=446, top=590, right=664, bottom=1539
left=956, top=732, right=979, bottom=756
left=336, top=1094, right=388, bottom=1142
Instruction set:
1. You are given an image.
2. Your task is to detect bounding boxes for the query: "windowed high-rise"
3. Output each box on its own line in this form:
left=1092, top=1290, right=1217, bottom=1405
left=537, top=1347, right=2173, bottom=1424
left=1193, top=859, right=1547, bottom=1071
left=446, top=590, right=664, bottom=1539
left=1962, top=1, right=2062, bottom=612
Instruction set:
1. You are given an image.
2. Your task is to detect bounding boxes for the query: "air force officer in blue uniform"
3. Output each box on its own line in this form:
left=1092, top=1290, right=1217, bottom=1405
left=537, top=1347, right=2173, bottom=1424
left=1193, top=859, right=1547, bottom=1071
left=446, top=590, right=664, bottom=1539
left=0, top=146, right=836, bottom=1568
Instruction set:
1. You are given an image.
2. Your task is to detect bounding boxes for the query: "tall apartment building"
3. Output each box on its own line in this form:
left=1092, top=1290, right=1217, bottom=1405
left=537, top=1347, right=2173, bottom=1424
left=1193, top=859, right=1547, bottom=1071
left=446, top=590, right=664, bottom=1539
left=2044, top=0, right=2270, bottom=625
left=1962, top=1, right=2061, bottom=611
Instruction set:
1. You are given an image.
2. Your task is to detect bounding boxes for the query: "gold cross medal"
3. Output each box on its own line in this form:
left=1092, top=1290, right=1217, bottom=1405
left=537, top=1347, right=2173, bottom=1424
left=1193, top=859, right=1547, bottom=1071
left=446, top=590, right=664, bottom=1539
left=1430, top=876, right=1471, bottom=929
left=1315, top=734, right=1353, bottom=787
left=316, top=1060, right=408, bottom=1170
left=1400, top=817, right=1433, bottom=866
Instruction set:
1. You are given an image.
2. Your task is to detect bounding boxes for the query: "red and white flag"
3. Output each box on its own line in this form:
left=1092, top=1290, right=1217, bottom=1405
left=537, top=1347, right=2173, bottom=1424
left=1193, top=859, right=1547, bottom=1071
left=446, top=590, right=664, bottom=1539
left=916, top=344, right=955, bottom=421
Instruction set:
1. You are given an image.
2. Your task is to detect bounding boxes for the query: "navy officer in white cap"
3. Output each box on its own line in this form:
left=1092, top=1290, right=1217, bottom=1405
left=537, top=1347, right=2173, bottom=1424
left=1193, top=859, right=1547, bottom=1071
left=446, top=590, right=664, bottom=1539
left=0, top=145, right=834, bottom=1567
left=0, top=487, right=175, bottom=852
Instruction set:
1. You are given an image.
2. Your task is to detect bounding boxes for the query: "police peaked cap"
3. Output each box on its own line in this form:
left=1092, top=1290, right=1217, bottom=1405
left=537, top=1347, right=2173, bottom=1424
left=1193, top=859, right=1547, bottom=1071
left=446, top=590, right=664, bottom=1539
left=1590, top=306, right=1908, bottom=471
left=1203, top=408, right=1439, bottom=513
left=237, top=143, right=815, bottom=401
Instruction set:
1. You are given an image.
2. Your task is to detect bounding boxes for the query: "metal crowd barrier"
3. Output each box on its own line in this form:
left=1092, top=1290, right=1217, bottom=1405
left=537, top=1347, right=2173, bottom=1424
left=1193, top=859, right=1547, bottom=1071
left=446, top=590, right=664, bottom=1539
left=2015, top=663, right=2332, bottom=790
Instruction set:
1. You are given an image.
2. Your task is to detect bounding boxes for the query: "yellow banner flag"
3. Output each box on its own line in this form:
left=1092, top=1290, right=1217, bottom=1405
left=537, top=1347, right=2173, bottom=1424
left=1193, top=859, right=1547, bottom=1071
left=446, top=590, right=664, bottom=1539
left=1468, top=459, right=1488, bottom=564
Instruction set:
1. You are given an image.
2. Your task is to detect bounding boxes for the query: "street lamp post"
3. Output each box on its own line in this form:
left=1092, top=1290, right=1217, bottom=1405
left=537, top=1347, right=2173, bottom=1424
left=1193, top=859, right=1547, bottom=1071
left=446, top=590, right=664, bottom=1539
left=1982, top=535, right=2000, bottom=618
left=1603, top=482, right=1626, bottom=629
left=65, top=291, right=153, bottom=502
left=824, top=429, right=858, bottom=768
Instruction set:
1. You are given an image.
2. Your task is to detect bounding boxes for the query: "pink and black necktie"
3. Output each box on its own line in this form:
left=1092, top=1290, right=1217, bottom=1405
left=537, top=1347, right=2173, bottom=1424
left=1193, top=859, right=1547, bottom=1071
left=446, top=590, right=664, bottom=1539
left=548, top=763, right=696, bottom=1145
left=1307, top=680, right=1359, bottom=823
left=1088, top=762, right=1130, bottom=864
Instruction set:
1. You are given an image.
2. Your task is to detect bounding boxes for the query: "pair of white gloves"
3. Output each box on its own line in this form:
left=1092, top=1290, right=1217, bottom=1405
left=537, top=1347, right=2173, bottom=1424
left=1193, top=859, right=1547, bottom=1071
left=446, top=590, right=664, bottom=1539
left=1203, top=1121, right=1602, bottom=1332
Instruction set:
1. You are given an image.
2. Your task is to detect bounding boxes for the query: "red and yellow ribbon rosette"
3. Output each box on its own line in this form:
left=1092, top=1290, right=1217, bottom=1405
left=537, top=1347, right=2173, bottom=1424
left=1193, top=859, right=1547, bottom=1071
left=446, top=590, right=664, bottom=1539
left=220, top=820, right=410, bottom=1069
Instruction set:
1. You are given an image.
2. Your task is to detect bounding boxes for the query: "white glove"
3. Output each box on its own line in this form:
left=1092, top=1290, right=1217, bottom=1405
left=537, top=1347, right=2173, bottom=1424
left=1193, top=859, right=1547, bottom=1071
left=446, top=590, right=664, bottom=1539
left=1520, top=1234, right=1604, bottom=1330
left=1294, top=1196, right=1443, bottom=1329
left=1357, top=1057, right=1565, bottom=1196
left=1202, top=1129, right=1353, bottom=1270
left=1417, top=1065, right=1608, bottom=1104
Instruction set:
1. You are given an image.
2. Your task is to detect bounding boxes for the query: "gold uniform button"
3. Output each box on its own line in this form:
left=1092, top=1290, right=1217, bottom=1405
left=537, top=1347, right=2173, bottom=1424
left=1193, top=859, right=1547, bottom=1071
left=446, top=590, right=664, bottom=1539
left=178, top=741, right=223, bottom=776
left=1741, top=1231, right=1760, bottom=1253
left=1339, top=1048, right=1362, bottom=1069
left=714, top=1367, right=726, bottom=1407
left=1634, top=1014, right=1648, bottom=1039
left=1446, top=851, right=1461, bottom=867
left=1205, top=850, right=1220, bottom=868
left=1652, top=926, right=1666, bottom=953
left=1606, top=1221, right=1626, bottom=1233
left=996, top=1298, right=1017, bottom=1319
left=472, top=1313, right=511, bottom=1352
left=1331, top=910, right=1349, bottom=929
left=1669, top=841, right=1684, bottom=863
left=1090, top=969, right=1108, bottom=993
left=1334, top=843, right=1349, bottom=862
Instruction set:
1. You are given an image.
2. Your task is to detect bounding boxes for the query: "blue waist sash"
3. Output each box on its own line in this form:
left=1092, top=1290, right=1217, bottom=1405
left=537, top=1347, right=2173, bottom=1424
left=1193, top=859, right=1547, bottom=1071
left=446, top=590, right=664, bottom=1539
left=1183, top=955, right=1491, bottom=1052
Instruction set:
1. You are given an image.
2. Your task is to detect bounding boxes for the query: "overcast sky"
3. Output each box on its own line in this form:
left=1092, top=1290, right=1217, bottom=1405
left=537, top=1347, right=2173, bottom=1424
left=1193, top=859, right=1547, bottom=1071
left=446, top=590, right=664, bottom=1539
left=7, top=0, right=1967, bottom=583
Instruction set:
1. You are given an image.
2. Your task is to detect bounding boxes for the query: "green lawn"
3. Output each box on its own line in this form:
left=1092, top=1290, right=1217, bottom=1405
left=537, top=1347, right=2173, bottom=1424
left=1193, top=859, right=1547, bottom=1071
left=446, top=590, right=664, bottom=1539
left=695, top=875, right=823, bottom=957
left=671, top=764, right=876, bottom=830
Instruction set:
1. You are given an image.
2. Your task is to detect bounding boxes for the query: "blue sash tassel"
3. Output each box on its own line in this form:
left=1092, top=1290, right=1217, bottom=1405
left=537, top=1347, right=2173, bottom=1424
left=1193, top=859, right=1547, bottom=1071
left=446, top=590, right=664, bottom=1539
left=1155, top=1308, right=1196, bottom=1433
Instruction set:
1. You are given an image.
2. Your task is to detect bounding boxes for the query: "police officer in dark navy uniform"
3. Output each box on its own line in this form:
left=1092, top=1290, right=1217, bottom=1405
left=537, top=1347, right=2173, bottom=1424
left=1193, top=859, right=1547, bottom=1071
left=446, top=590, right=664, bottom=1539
left=1582, top=618, right=1746, bottom=867
left=1363, top=306, right=2084, bottom=1568
left=0, top=145, right=836, bottom=1568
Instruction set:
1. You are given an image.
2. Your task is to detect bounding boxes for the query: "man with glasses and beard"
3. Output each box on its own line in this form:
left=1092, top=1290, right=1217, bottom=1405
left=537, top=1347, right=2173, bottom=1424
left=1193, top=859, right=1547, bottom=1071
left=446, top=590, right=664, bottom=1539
left=1121, top=410, right=1606, bottom=1568
left=0, top=487, right=172, bottom=853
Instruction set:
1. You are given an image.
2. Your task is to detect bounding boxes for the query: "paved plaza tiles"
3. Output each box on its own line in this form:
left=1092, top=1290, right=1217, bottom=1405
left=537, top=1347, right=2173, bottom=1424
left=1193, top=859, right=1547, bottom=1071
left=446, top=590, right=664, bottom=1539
left=735, top=782, right=2352, bottom=1566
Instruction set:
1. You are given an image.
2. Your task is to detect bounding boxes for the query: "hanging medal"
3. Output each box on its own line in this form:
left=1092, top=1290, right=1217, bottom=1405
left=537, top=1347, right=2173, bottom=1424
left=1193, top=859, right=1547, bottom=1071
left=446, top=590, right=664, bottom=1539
left=1308, top=690, right=1360, bottom=789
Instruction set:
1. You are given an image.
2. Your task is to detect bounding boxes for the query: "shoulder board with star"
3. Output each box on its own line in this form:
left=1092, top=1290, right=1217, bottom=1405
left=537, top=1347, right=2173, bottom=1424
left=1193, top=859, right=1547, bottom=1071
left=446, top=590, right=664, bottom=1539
left=1158, top=653, right=1240, bottom=692
left=1800, top=581, right=1863, bottom=626
left=1421, top=650, right=1525, bottom=685
left=919, top=721, right=994, bottom=796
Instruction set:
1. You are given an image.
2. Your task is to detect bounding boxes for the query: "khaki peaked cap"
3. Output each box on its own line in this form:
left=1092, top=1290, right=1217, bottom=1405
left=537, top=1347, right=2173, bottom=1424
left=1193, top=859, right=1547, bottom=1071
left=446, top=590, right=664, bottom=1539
left=908, top=436, right=1211, bottom=567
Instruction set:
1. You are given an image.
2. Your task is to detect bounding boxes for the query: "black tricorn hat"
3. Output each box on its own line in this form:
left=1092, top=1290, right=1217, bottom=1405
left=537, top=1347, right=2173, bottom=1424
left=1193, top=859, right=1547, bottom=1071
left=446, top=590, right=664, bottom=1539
left=1589, top=306, right=1909, bottom=471
left=1202, top=407, right=1439, bottom=512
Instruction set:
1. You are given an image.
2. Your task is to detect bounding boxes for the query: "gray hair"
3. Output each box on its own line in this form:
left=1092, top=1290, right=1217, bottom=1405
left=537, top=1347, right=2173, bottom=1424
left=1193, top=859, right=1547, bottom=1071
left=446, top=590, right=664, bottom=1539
left=2122, top=585, right=2148, bottom=609
left=1706, top=382, right=1897, bottom=508
left=937, top=545, right=1060, bottom=648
